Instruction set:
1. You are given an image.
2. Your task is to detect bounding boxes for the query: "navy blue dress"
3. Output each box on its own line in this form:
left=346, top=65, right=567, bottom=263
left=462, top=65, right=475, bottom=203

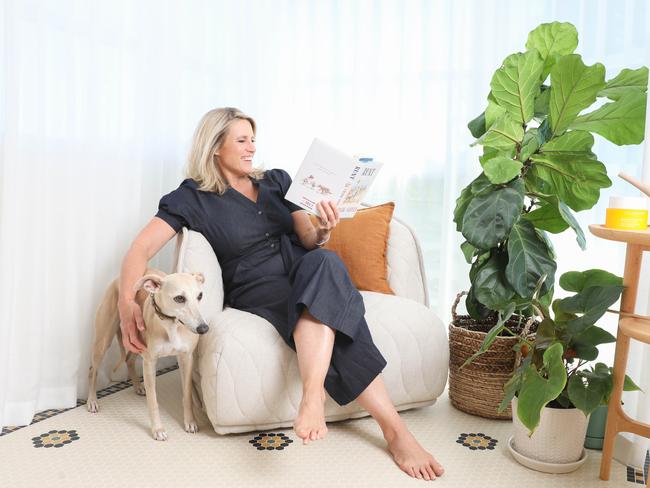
left=155, top=168, right=386, bottom=405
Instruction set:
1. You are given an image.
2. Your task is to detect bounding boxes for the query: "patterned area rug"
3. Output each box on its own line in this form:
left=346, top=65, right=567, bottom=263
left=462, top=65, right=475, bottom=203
left=0, top=367, right=645, bottom=487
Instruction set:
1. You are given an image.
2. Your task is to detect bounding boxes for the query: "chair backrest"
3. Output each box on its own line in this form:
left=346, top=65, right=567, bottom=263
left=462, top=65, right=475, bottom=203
left=385, top=216, right=429, bottom=307
left=173, top=214, right=430, bottom=311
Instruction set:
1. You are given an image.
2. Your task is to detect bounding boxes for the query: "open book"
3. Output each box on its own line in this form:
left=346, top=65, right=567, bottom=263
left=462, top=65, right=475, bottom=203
left=285, top=138, right=383, bottom=219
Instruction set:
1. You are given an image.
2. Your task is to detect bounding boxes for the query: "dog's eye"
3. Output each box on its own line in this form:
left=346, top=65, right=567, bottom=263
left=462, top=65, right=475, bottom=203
left=174, top=295, right=186, bottom=304
left=197, top=292, right=203, bottom=301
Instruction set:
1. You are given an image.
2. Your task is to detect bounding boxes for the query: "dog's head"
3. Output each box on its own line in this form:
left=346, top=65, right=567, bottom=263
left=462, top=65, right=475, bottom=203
left=134, top=272, right=209, bottom=335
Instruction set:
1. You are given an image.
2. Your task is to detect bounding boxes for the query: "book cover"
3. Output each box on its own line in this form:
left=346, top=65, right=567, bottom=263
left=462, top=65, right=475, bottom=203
left=285, top=138, right=383, bottom=219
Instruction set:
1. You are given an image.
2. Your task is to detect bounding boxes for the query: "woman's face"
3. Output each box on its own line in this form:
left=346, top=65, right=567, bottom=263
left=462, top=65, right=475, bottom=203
left=215, top=119, right=256, bottom=179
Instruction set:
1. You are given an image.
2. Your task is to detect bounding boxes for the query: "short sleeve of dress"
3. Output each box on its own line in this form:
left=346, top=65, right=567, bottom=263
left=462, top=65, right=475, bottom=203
left=155, top=184, right=195, bottom=233
left=268, top=168, right=303, bottom=213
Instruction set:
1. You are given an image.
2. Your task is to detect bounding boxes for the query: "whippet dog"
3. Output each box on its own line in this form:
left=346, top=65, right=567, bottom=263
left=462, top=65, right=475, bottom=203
left=87, top=269, right=209, bottom=440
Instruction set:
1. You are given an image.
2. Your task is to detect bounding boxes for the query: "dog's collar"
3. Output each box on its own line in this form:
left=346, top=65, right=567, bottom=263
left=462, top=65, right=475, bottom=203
left=150, top=294, right=182, bottom=324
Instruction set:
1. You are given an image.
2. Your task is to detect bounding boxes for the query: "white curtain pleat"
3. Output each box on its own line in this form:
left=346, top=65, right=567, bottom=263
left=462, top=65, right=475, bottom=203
left=0, top=5, right=648, bottom=471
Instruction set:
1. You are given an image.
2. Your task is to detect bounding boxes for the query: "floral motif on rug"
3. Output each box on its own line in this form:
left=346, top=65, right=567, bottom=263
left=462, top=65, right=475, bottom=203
left=456, top=432, right=498, bottom=451
left=249, top=432, right=294, bottom=451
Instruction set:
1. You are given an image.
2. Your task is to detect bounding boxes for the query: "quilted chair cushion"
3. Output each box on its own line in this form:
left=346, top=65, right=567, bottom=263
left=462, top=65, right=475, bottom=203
left=174, top=216, right=449, bottom=435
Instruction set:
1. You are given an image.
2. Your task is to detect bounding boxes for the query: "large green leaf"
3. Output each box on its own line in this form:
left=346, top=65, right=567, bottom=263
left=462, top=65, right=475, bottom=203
left=528, top=153, right=612, bottom=211
left=453, top=184, right=473, bottom=232
left=540, top=130, right=595, bottom=156
left=524, top=196, right=586, bottom=250
left=574, top=325, right=617, bottom=346
left=453, top=173, right=493, bottom=232
left=559, top=269, right=622, bottom=292
left=472, top=112, right=525, bottom=151
left=556, top=285, right=624, bottom=335
left=485, top=95, right=507, bottom=129
left=462, top=178, right=525, bottom=249
left=525, top=202, right=569, bottom=233
left=568, top=373, right=606, bottom=416
left=516, top=342, right=567, bottom=434
left=548, top=54, right=606, bottom=137
left=481, top=156, right=523, bottom=184
left=506, top=219, right=556, bottom=298
left=466, top=285, right=493, bottom=320
left=468, top=111, right=487, bottom=138
left=598, top=67, right=649, bottom=100
left=470, top=172, right=494, bottom=195
left=526, top=22, right=579, bottom=80
left=490, top=50, right=544, bottom=125
left=474, top=253, right=516, bottom=309
left=570, top=91, right=647, bottom=146
left=460, top=241, right=477, bottom=264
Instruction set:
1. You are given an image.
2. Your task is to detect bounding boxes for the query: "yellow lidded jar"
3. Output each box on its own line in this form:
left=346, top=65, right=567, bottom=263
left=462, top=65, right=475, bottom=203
left=605, top=196, right=648, bottom=230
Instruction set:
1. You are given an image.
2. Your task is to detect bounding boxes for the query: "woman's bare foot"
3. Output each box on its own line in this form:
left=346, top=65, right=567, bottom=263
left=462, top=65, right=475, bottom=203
left=293, top=389, right=327, bottom=444
left=385, top=427, right=444, bottom=481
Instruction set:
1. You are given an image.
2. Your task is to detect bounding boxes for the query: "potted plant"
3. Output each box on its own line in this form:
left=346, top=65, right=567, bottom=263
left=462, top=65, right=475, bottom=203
left=500, top=269, right=642, bottom=471
left=450, top=20, right=648, bottom=420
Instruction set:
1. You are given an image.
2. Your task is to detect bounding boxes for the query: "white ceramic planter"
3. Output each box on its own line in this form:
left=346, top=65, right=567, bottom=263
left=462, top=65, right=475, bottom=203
left=511, top=397, right=589, bottom=464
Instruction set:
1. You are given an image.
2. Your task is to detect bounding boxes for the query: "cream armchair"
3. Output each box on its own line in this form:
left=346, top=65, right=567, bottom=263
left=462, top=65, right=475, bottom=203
left=173, top=213, right=449, bottom=434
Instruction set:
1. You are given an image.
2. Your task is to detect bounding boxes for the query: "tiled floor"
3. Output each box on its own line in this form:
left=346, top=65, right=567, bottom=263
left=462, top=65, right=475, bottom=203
left=0, top=365, right=646, bottom=487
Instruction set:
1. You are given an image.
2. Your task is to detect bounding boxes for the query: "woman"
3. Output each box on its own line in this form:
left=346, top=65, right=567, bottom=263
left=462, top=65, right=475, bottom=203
left=118, top=107, right=444, bottom=481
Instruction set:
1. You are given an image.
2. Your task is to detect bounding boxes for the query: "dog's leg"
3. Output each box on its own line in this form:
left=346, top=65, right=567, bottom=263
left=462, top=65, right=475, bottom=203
left=126, top=352, right=146, bottom=396
left=143, top=356, right=167, bottom=441
left=87, top=282, right=120, bottom=413
left=178, top=352, right=198, bottom=433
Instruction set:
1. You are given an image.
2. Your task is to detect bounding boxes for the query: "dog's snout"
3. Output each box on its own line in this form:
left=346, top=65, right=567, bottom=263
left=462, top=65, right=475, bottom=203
left=197, top=324, right=209, bottom=335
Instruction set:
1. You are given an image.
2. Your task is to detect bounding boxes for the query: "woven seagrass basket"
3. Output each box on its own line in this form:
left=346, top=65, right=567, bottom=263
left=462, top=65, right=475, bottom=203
left=448, top=292, right=537, bottom=420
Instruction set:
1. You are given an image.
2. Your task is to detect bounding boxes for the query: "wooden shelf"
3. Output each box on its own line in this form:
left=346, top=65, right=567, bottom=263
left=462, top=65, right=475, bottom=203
left=588, top=224, right=650, bottom=246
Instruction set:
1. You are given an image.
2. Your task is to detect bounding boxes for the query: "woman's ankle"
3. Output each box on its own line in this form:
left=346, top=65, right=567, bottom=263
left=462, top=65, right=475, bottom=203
left=381, top=418, right=409, bottom=443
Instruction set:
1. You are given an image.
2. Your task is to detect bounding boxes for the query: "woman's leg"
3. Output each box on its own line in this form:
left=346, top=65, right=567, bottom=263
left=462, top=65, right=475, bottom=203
left=355, top=375, right=445, bottom=481
left=292, top=308, right=334, bottom=444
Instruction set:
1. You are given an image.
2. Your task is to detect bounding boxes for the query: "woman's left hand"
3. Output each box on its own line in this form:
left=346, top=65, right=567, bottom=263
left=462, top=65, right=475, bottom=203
left=315, top=200, right=340, bottom=241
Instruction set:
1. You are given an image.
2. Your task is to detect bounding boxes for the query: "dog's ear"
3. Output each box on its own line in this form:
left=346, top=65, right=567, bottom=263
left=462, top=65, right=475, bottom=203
left=192, top=272, right=205, bottom=284
left=134, top=274, right=163, bottom=294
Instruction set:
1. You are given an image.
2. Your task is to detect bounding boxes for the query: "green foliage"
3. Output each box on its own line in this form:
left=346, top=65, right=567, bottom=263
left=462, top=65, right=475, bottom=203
left=454, top=22, right=647, bottom=435
left=456, top=21, right=647, bottom=318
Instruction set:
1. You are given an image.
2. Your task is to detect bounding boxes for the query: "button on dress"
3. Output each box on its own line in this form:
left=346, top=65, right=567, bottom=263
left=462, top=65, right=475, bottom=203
left=155, top=168, right=386, bottom=405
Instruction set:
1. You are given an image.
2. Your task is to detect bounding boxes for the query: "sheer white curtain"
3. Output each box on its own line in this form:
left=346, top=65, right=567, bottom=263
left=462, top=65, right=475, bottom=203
left=0, top=0, right=648, bottom=466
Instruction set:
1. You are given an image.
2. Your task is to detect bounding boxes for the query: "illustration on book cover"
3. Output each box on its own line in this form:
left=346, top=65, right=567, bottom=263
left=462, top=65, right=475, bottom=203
left=300, top=175, right=334, bottom=196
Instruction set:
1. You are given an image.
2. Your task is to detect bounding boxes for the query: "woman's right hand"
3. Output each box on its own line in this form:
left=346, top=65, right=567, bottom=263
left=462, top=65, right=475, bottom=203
left=118, top=298, right=147, bottom=353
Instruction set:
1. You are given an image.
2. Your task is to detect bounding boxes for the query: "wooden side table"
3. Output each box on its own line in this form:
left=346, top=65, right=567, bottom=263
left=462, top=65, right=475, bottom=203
left=588, top=224, right=650, bottom=485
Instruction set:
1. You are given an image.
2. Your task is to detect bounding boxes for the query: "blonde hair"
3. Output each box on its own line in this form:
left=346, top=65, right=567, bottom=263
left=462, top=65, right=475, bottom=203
left=185, top=107, right=265, bottom=194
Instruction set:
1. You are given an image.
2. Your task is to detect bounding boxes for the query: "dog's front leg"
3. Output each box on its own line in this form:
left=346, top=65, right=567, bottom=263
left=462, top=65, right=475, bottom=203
left=142, top=356, right=167, bottom=441
left=178, top=352, right=198, bottom=433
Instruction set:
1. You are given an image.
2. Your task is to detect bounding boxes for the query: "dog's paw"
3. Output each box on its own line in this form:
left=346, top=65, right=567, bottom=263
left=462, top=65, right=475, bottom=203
left=152, top=428, right=168, bottom=441
left=133, top=384, right=146, bottom=396
left=184, top=421, right=199, bottom=434
left=86, top=400, right=99, bottom=413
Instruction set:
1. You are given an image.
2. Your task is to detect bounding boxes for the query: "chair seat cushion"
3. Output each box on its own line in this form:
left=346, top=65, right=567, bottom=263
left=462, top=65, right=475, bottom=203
left=192, top=291, right=449, bottom=434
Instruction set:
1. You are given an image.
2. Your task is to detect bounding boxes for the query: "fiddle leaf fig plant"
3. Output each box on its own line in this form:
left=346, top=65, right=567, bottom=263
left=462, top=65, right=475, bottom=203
left=455, top=21, right=648, bottom=320
left=455, top=21, right=647, bottom=432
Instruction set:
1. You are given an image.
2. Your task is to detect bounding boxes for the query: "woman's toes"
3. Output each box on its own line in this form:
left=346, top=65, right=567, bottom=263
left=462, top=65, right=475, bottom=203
left=425, top=465, right=436, bottom=480
left=432, top=461, right=444, bottom=476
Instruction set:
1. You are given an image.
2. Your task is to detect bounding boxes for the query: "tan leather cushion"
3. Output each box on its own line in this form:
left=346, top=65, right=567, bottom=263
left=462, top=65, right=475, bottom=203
left=311, top=202, right=395, bottom=294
